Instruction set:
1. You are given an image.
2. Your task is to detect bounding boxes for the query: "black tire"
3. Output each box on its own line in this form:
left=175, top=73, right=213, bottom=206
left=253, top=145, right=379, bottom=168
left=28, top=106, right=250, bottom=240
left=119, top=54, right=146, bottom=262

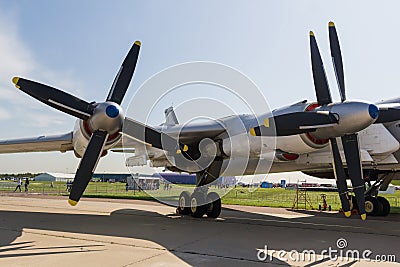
left=206, top=192, right=221, bottom=218
left=177, top=191, right=191, bottom=215
left=377, top=196, right=390, bottom=216
left=365, top=196, right=383, bottom=216
left=190, top=192, right=207, bottom=218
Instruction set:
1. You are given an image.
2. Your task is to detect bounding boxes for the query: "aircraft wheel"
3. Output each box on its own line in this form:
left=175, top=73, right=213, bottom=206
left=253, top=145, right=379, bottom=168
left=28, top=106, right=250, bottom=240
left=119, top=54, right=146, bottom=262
left=365, top=196, right=383, bottom=216
left=206, top=192, right=221, bottom=218
left=377, top=196, right=390, bottom=216
left=177, top=191, right=191, bottom=215
left=190, top=192, right=207, bottom=218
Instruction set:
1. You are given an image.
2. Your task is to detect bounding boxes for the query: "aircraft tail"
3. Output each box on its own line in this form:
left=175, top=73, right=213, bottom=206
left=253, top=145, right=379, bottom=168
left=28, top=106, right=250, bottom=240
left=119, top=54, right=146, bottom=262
left=163, top=106, right=179, bottom=126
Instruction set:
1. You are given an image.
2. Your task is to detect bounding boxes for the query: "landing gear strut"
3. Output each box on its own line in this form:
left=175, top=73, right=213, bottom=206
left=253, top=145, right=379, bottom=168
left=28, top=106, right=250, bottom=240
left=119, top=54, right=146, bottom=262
left=347, top=172, right=393, bottom=217
left=176, top=160, right=223, bottom=218
left=177, top=189, right=222, bottom=218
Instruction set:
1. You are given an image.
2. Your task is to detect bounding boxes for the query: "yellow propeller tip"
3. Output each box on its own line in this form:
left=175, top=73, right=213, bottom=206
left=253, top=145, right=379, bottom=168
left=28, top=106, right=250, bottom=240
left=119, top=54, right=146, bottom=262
left=68, top=199, right=78, bottom=206
left=361, top=213, right=367, bottom=220
left=183, top=145, right=188, bottom=152
left=329, top=21, right=335, bottom=27
left=12, top=77, right=20, bottom=88
left=309, top=31, right=314, bottom=36
left=344, top=211, right=351, bottom=218
left=249, top=128, right=256, bottom=136
left=134, top=40, right=141, bottom=46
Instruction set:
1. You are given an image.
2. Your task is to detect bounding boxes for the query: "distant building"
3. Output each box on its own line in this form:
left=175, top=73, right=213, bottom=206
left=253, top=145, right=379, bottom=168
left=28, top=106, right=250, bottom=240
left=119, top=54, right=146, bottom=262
left=34, top=172, right=75, bottom=182
left=34, top=172, right=132, bottom=182
left=92, top=173, right=132, bottom=182
left=155, top=172, right=196, bottom=184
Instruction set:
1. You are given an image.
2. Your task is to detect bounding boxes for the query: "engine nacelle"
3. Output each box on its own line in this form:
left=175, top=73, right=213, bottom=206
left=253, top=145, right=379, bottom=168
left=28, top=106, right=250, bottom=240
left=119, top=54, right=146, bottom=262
left=272, top=101, right=379, bottom=155
left=311, top=101, right=379, bottom=139
left=72, top=118, right=122, bottom=158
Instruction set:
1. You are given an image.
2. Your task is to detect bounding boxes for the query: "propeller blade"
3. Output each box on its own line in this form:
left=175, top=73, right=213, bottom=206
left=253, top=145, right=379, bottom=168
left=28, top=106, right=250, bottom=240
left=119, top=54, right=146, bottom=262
left=250, top=111, right=338, bottom=137
left=310, top=31, right=332, bottom=106
left=329, top=137, right=351, bottom=217
left=106, top=41, right=141, bottom=104
left=375, top=105, right=400, bottom=123
left=12, top=77, right=93, bottom=120
left=123, top=117, right=188, bottom=153
left=341, top=134, right=367, bottom=220
left=328, top=21, right=346, bottom=102
left=68, top=130, right=108, bottom=205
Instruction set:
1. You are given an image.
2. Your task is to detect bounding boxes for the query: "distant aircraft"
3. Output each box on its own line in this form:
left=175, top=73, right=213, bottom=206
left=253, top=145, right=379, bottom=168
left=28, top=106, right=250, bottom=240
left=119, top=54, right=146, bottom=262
left=2, top=22, right=400, bottom=220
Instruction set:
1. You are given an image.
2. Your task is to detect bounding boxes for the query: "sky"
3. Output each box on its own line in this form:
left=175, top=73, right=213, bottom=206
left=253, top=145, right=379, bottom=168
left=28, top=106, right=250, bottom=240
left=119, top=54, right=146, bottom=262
left=0, top=1, right=400, bottom=175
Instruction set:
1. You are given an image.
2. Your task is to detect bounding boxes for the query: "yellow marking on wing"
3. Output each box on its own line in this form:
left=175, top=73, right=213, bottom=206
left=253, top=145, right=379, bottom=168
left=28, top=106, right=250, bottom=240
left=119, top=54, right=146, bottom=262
left=264, top=118, right=270, bottom=128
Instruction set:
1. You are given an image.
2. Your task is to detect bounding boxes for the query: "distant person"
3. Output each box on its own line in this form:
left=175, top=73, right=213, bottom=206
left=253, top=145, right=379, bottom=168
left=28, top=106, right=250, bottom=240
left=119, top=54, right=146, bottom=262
left=125, top=182, right=129, bottom=192
left=24, top=178, right=29, bottom=192
left=50, top=181, right=54, bottom=188
left=66, top=180, right=71, bottom=192
left=14, top=178, right=22, bottom=192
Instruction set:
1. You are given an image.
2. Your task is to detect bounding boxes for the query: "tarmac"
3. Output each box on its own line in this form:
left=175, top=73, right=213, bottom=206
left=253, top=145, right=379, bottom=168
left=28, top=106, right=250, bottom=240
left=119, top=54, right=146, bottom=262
left=0, top=194, right=399, bottom=266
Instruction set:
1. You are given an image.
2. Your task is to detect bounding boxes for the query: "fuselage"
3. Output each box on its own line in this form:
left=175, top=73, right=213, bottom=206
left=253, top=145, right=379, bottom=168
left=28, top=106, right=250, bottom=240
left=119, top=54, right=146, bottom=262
left=71, top=99, right=400, bottom=177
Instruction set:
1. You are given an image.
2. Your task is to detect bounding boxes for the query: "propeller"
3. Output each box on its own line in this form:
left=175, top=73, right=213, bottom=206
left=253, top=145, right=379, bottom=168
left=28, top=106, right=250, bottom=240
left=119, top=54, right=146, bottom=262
left=12, top=77, right=93, bottom=120
left=123, top=117, right=188, bottom=153
left=375, top=103, right=400, bottom=123
left=310, top=22, right=366, bottom=220
left=250, top=111, right=338, bottom=137
left=12, top=41, right=161, bottom=206
left=328, top=22, right=346, bottom=102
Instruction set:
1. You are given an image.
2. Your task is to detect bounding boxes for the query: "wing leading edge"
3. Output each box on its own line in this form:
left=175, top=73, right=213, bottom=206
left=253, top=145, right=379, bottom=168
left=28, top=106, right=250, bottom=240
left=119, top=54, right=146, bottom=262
left=0, top=132, right=73, bottom=153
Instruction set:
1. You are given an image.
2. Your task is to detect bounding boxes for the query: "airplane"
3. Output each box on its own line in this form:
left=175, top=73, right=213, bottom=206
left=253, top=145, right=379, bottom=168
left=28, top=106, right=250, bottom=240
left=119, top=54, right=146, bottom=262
left=2, top=22, right=400, bottom=220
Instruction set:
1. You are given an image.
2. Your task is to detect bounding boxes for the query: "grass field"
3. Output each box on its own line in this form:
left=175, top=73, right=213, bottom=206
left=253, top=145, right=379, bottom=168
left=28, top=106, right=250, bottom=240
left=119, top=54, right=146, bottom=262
left=2, top=180, right=400, bottom=213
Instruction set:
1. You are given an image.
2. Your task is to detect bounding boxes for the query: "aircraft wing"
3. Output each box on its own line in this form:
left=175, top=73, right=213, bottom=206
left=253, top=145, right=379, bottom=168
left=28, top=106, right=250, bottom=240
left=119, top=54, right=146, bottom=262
left=160, top=121, right=226, bottom=144
left=0, top=132, right=73, bottom=153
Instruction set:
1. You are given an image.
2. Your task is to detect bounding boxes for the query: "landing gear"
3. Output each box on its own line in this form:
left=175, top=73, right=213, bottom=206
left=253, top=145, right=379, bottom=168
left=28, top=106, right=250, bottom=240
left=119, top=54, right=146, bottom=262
left=377, top=196, right=390, bottom=216
left=348, top=194, right=391, bottom=217
left=362, top=172, right=393, bottom=217
left=176, top=162, right=223, bottom=218
left=365, top=196, right=382, bottom=216
left=206, top=192, right=222, bottom=218
left=190, top=191, right=207, bottom=218
left=177, top=191, right=191, bottom=215
left=177, top=190, right=222, bottom=218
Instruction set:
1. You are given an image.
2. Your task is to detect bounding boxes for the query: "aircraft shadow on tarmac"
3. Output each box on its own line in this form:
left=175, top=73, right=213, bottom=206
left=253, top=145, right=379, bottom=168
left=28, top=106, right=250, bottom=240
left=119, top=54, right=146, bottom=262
left=0, top=206, right=399, bottom=265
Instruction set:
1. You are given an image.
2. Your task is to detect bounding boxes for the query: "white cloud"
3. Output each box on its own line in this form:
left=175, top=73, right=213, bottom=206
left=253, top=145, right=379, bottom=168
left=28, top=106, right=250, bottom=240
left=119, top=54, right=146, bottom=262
left=0, top=9, right=85, bottom=131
